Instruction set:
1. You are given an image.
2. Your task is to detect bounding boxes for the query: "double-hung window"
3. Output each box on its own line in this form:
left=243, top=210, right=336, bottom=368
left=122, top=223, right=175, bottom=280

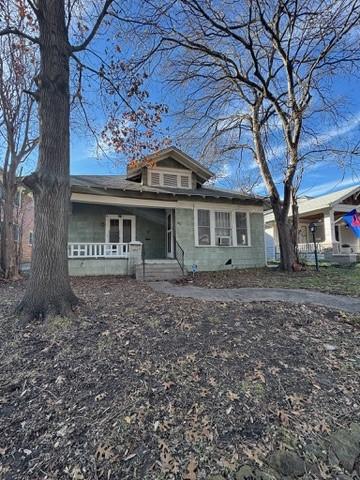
left=196, top=209, right=250, bottom=247
left=235, top=212, right=249, bottom=246
left=215, top=211, right=232, bottom=246
left=197, top=209, right=211, bottom=245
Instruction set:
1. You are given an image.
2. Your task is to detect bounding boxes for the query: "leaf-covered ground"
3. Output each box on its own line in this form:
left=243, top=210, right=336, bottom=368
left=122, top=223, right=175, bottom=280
left=0, top=276, right=360, bottom=479
left=185, top=266, right=360, bottom=297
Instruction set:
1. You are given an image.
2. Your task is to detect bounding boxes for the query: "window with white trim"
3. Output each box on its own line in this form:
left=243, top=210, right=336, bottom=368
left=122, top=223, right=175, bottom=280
left=215, top=211, right=232, bottom=246
left=195, top=209, right=250, bottom=247
left=105, top=215, right=136, bottom=243
left=235, top=212, right=249, bottom=246
left=148, top=168, right=192, bottom=189
left=197, top=209, right=211, bottom=245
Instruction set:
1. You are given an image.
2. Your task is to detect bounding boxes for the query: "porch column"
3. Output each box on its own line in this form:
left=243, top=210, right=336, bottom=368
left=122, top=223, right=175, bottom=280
left=128, top=241, right=143, bottom=275
left=323, top=208, right=337, bottom=252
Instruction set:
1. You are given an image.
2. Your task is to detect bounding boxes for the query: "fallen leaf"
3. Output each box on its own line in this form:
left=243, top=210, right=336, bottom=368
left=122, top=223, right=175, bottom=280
left=158, top=440, right=179, bottom=474
left=227, top=390, right=239, bottom=401
left=183, top=457, right=198, bottom=480
left=95, top=444, right=114, bottom=461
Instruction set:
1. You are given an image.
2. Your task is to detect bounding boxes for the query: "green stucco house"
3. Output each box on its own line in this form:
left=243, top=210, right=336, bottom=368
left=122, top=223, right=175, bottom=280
left=68, top=147, right=266, bottom=279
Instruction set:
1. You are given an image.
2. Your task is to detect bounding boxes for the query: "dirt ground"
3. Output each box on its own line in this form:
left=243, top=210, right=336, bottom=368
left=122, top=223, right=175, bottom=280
left=184, top=266, right=360, bottom=297
left=0, top=276, right=360, bottom=479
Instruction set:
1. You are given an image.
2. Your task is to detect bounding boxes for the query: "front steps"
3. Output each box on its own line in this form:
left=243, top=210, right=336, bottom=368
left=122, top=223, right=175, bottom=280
left=135, top=259, right=184, bottom=281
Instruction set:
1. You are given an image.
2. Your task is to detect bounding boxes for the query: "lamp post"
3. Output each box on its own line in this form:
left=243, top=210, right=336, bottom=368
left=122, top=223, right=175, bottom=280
left=309, top=223, right=319, bottom=272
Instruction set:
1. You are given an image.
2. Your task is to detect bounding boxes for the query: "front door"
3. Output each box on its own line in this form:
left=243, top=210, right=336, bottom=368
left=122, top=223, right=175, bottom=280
left=166, top=210, right=174, bottom=258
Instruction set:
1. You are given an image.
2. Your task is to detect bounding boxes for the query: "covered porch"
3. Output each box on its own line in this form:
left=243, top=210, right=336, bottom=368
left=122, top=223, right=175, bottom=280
left=296, top=208, right=360, bottom=262
left=68, top=201, right=177, bottom=276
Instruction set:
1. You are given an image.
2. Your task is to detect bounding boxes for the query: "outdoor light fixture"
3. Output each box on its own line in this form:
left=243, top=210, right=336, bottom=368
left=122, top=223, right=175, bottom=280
left=309, top=223, right=319, bottom=271
left=309, top=222, right=317, bottom=234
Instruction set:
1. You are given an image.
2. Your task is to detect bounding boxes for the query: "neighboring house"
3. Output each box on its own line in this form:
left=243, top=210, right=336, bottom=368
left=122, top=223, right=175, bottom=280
left=265, top=185, right=360, bottom=264
left=69, top=147, right=266, bottom=278
left=0, top=180, right=34, bottom=269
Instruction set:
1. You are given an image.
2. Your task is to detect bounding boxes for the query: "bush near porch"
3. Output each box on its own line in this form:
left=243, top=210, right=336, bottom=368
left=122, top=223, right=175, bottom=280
left=185, top=265, right=360, bottom=297
left=1, top=277, right=360, bottom=479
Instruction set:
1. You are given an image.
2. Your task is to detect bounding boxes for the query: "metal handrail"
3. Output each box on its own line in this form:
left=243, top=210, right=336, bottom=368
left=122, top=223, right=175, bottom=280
left=175, top=239, right=185, bottom=274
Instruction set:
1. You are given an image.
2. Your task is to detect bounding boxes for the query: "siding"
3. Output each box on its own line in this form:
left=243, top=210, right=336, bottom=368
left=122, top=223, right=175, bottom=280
left=69, top=203, right=166, bottom=259
left=175, top=208, right=266, bottom=271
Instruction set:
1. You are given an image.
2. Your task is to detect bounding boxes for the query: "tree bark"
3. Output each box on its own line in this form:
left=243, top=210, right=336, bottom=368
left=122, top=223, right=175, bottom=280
left=0, top=182, right=18, bottom=279
left=17, top=0, right=78, bottom=319
left=251, top=101, right=297, bottom=271
left=274, top=214, right=297, bottom=271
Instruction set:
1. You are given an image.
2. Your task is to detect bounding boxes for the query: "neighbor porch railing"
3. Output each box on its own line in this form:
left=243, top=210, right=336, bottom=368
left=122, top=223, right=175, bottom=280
left=298, top=242, right=360, bottom=255
left=68, top=242, right=129, bottom=258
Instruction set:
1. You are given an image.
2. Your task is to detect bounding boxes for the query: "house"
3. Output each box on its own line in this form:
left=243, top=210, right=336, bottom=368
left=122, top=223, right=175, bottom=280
left=69, top=147, right=266, bottom=278
left=264, top=185, right=360, bottom=264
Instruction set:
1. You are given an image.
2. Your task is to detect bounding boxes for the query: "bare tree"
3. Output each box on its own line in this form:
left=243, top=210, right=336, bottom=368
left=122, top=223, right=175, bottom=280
left=144, top=0, right=360, bottom=270
left=0, top=31, right=38, bottom=279
left=0, top=0, right=167, bottom=318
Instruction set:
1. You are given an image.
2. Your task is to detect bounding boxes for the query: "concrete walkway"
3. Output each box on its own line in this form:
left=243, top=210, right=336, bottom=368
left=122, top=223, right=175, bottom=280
left=150, top=282, right=360, bottom=313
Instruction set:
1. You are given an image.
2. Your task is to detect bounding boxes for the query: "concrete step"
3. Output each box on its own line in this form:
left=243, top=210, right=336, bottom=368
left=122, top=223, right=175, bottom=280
left=136, top=260, right=184, bottom=281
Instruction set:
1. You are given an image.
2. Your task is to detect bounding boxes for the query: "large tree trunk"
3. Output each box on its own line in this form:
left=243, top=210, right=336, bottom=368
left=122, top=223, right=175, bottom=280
left=276, top=218, right=297, bottom=271
left=0, top=183, right=18, bottom=279
left=17, top=0, right=78, bottom=319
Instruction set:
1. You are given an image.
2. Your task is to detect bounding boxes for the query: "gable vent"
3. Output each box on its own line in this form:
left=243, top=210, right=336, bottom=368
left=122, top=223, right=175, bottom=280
left=163, top=173, right=178, bottom=187
left=150, top=171, right=160, bottom=186
left=181, top=175, right=190, bottom=188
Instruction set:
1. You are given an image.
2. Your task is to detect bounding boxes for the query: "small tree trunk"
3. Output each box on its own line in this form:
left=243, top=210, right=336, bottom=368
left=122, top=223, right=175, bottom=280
left=0, top=185, right=18, bottom=279
left=17, top=0, right=78, bottom=319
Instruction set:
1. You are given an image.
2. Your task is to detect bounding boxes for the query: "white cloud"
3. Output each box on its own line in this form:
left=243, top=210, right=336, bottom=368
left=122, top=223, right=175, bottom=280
left=299, top=177, right=359, bottom=197
left=267, top=111, right=360, bottom=161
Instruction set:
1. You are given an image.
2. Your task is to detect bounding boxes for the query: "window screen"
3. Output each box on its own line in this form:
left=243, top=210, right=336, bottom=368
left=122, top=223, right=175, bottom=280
left=236, top=212, right=248, bottom=245
left=197, top=209, right=211, bottom=245
left=215, top=211, right=232, bottom=246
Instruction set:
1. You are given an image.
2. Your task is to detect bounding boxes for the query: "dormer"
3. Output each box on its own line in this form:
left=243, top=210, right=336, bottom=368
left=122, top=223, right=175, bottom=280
left=126, top=146, right=213, bottom=189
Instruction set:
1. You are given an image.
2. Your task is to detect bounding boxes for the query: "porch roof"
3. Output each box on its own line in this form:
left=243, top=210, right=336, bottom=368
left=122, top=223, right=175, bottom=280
left=264, top=184, right=360, bottom=223
left=70, top=175, right=264, bottom=205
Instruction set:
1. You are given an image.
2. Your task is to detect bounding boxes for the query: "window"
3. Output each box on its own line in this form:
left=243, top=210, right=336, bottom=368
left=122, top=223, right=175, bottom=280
left=197, top=209, right=211, bottom=245
left=148, top=168, right=192, bottom=189
left=195, top=209, right=251, bottom=247
left=29, top=231, right=33, bottom=245
left=109, top=218, right=120, bottom=243
left=236, top=212, right=249, bottom=246
left=215, top=211, right=232, bottom=246
left=105, top=215, right=136, bottom=243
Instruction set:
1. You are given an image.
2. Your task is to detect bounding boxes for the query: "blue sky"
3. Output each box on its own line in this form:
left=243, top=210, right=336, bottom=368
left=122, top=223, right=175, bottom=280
left=70, top=40, right=360, bottom=200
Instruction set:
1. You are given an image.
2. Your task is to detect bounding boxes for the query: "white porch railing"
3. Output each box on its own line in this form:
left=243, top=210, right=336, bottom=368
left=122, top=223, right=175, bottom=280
left=298, top=242, right=360, bottom=255
left=68, top=243, right=129, bottom=258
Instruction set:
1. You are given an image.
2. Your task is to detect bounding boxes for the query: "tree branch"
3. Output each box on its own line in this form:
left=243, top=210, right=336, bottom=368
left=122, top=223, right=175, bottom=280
left=71, top=0, right=114, bottom=52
